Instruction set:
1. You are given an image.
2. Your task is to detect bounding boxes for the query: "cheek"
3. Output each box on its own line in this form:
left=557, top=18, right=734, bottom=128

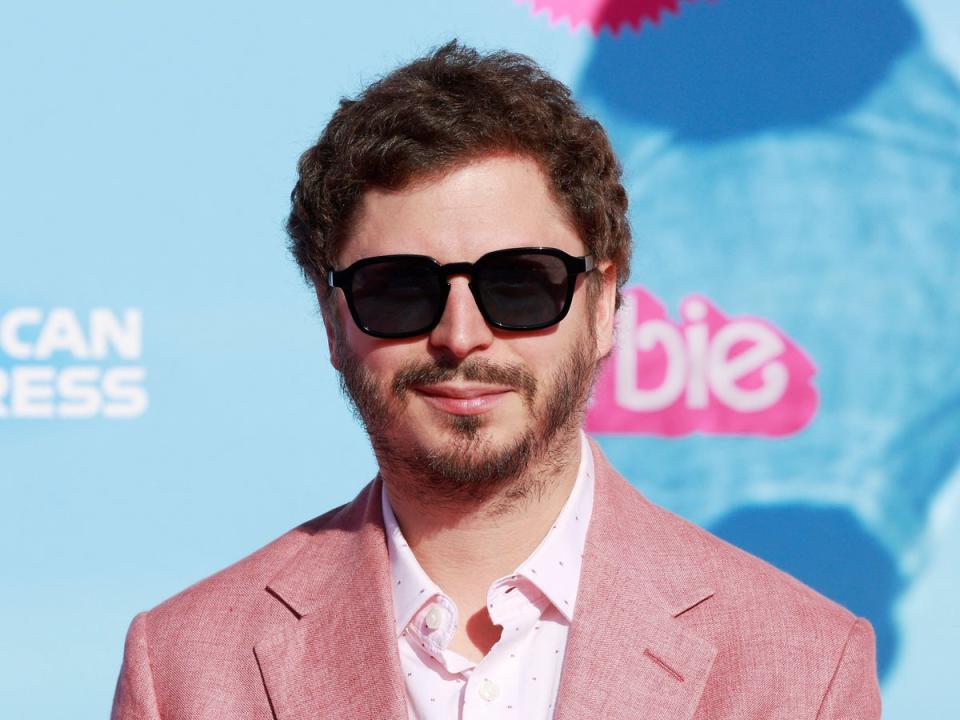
left=515, top=318, right=586, bottom=366
left=339, top=329, right=425, bottom=386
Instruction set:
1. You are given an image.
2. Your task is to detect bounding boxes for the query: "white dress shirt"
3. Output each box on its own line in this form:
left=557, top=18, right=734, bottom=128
left=381, top=431, right=596, bottom=719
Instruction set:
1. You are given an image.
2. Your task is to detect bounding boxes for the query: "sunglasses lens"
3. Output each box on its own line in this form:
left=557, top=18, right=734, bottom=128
left=351, top=259, right=444, bottom=336
left=477, top=252, right=570, bottom=327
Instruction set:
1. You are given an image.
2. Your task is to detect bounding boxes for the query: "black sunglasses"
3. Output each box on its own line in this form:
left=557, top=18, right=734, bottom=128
left=327, top=247, right=595, bottom=339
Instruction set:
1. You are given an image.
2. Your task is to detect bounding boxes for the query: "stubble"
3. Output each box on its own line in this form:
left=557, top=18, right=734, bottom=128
left=334, top=329, right=598, bottom=510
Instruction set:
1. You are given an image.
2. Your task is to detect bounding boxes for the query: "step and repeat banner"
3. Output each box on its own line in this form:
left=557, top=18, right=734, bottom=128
left=2, top=1, right=958, bottom=716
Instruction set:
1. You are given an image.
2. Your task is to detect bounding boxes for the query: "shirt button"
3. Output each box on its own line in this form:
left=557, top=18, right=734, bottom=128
left=425, top=607, right=443, bottom=630
left=479, top=678, right=498, bottom=702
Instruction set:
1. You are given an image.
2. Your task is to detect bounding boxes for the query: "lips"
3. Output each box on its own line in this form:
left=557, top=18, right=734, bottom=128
left=413, top=383, right=513, bottom=416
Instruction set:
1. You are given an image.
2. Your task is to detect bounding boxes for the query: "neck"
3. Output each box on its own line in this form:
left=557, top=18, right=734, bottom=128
left=381, top=427, right=583, bottom=609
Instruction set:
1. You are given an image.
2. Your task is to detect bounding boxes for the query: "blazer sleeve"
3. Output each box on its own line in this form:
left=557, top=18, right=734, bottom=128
left=815, top=617, right=882, bottom=720
left=111, top=612, right=161, bottom=720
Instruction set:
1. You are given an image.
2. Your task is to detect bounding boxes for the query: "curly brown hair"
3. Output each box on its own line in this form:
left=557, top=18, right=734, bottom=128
left=286, top=40, right=631, bottom=308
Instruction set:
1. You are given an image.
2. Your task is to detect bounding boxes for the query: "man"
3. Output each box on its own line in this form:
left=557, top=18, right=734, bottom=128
left=112, top=42, right=881, bottom=719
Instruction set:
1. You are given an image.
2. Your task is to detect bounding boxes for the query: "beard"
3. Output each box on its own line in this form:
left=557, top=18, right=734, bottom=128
left=334, top=330, right=599, bottom=508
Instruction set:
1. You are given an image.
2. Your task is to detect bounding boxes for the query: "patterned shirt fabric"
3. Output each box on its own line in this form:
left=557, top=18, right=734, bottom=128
left=381, top=431, right=596, bottom=720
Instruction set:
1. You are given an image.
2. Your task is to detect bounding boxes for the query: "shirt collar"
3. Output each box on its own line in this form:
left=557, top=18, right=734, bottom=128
left=381, top=486, right=446, bottom=638
left=511, top=430, right=594, bottom=622
left=381, top=430, right=596, bottom=635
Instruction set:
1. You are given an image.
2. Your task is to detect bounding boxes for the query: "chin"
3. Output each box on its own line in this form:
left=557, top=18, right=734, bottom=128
left=408, top=414, right=517, bottom=451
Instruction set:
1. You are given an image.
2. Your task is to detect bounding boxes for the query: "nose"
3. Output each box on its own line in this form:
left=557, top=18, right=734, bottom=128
left=428, top=277, right=494, bottom=359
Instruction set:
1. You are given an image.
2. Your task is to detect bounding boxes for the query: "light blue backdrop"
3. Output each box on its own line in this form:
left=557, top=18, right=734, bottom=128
left=1, top=1, right=958, bottom=717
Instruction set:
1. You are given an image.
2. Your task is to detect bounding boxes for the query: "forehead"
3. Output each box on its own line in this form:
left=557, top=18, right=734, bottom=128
left=338, top=154, right=585, bottom=266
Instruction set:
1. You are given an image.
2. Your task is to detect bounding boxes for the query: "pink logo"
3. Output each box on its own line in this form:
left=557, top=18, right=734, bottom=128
left=517, top=0, right=695, bottom=35
left=585, top=287, right=818, bottom=436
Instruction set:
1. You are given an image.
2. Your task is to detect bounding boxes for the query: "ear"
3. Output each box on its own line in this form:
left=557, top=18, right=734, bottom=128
left=593, top=262, right=619, bottom=360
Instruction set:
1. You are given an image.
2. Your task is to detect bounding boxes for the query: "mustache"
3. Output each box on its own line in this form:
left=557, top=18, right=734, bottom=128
left=392, top=357, right=537, bottom=403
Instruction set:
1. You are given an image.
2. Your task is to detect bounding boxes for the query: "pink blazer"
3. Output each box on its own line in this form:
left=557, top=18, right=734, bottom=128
left=112, top=440, right=881, bottom=719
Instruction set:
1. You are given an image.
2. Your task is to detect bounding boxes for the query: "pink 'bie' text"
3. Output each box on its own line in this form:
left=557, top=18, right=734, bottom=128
left=585, top=287, right=818, bottom=437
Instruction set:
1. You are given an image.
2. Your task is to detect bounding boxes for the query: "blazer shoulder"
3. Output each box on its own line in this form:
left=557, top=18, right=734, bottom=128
left=643, top=498, right=880, bottom=710
left=113, top=485, right=381, bottom=716
left=654, top=489, right=855, bottom=628
left=139, top=495, right=358, bottom=648
left=599, top=473, right=879, bottom=707
left=601, top=466, right=858, bottom=637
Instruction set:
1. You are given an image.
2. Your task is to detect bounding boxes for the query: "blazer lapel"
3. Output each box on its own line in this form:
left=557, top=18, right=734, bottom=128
left=555, top=441, right=718, bottom=720
left=255, top=477, right=408, bottom=720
